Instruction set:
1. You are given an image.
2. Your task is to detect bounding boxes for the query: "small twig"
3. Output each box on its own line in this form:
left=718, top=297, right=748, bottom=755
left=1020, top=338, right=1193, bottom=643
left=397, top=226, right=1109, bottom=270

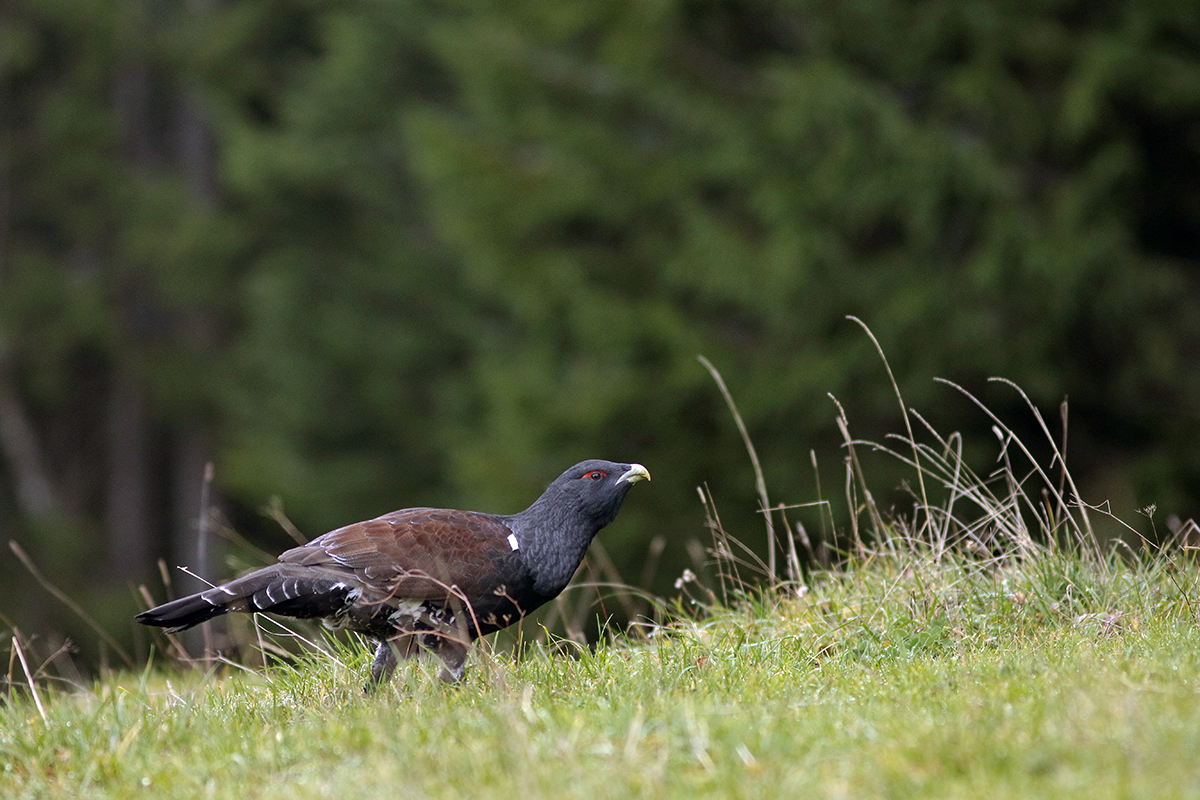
left=697, top=485, right=737, bottom=604
left=585, top=539, right=639, bottom=621
left=846, top=316, right=930, bottom=533
left=6, top=635, right=14, bottom=693
left=810, top=449, right=831, bottom=566
left=264, top=496, right=309, bottom=546
left=698, top=355, right=777, bottom=584
left=11, top=635, right=47, bottom=723
left=197, top=462, right=214, bottom=583
left=637, top=535, right=666, bottom=594
left=830, top=394, right=884, bottom=549
left=1057, top=399, right=1070, bottom=526
left=175, top=565, right=218, bottom=589
left=9, top=540, right=135, bottom=669
left=198, top=462, right=215, bottom=668
left=157, top=559, right=174, bottom=601
left=991, top=377, right=1095, bottom=550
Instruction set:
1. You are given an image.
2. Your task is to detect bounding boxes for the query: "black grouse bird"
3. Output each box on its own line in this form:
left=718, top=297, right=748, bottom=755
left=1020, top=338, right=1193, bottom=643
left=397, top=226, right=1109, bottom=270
left=137, top=460, right=649, bottom=686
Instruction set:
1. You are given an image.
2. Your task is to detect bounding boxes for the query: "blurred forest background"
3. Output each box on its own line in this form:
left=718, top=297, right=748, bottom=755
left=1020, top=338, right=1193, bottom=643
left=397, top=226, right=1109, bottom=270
left=2, top=0, right=1199, bottom=672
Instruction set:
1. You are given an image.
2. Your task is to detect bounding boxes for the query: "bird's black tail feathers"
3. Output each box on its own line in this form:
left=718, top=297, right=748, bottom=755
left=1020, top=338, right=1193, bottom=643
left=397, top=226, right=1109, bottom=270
left=136, top=565, right=356, bottom=633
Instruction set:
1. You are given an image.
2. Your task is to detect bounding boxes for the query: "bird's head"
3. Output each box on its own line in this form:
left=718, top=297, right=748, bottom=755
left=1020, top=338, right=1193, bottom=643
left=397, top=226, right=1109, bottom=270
left=513, top=459, right=649, bottom=596
left=539, top=459, right=650, bottom=529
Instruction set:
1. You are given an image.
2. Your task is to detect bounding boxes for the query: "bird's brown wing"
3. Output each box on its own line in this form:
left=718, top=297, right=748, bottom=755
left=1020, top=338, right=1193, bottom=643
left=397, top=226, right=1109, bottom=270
left=276, top=508, right=515, bottom=602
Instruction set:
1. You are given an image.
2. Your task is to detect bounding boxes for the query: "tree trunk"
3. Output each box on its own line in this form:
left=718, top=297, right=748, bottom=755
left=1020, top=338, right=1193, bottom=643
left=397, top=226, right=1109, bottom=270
left=0, top=365, right=61, bottom=518
left=105, top=370, right=151, bottom=582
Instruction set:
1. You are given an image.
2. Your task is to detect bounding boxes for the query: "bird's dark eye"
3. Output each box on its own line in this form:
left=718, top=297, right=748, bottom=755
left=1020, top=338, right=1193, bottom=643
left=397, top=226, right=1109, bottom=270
left=583, top=470, right=607, bottom=481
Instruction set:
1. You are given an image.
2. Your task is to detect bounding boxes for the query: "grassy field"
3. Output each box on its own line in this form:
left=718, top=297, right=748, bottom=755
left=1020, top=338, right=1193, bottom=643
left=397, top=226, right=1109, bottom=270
left=4, top=547, right=1200, bottom=799
left=5, top=369, right=1200, bottom=798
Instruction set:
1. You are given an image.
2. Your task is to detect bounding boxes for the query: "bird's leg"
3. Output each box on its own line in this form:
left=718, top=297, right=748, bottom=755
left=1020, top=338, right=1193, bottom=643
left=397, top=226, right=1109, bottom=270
left=364, top=639, right=398, bottom=693
left=433, top=637, right=468, bottom=684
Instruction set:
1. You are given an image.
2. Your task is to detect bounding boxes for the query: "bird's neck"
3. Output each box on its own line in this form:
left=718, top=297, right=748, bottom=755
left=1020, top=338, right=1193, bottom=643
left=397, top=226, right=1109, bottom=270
left=508, top=496, right=604, bottom=596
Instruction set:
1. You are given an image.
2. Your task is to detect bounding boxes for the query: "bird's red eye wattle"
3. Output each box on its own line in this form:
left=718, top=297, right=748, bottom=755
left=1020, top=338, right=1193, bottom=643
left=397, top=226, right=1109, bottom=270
left=583, top=470, right=607, bottom=481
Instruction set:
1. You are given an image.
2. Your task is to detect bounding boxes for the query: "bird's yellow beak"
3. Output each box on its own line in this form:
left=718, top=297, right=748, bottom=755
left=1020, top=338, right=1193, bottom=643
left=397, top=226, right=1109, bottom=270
left=620, top=464, right=651, bottom=484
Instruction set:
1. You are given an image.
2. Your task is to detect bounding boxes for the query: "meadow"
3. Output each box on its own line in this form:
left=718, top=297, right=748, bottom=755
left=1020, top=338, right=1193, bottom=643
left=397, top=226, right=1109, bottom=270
left=4, top=548, right=1199, bottom=799
left=4, top=366, right=1200, bottom=799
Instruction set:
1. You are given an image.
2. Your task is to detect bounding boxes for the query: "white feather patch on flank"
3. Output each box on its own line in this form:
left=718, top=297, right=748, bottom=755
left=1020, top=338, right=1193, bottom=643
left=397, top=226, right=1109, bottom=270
left=387, top=600, right=427, bottom=623
left=507, top=533, right=520, bottom=551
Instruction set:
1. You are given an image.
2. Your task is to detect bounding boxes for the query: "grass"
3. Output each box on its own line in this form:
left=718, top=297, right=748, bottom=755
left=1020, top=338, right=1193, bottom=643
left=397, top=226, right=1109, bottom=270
left=3, top=552, right=1200, bottom=799
left=4, top=348, right=1200, bottom=798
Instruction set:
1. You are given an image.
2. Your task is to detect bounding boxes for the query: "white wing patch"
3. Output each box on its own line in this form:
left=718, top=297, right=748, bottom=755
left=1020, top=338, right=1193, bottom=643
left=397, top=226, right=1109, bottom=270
left=507, top=533, right=520, bottom=551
